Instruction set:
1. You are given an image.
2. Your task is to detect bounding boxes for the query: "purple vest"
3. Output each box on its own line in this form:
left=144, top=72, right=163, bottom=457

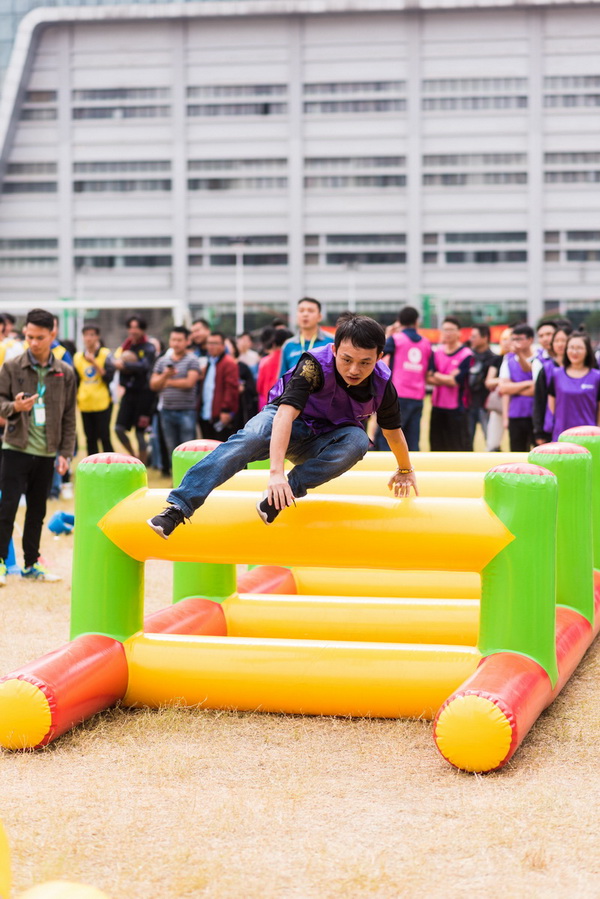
left=268, top=343, right=390, bottom=436
left=391, top=332, right=432, bottom=400
left=507, top=354, right=534, bottom=419
left=550, top=367, right=600, bottom=441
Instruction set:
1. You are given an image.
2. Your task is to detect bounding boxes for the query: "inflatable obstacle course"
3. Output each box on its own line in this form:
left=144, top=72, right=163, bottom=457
left=0, top=432, right=599, bottom=775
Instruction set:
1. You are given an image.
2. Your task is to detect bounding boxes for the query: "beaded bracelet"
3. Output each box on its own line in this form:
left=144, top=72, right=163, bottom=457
left=396, top=467, right=414, bottom=474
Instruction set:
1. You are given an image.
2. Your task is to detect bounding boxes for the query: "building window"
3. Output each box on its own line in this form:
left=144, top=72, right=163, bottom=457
left=0, top=238, right=57, bottom=249
left=544, top=231, right=560, bottom=243
left=423, top=153, right=527, bottom=166
left=209, top=235, right=287, bottom=247
left=325, top=252, right=406, bottom=264
left=188, top=103, right=286, bottom=117
left=305, top=253, right=319, bottom=265
left=73, top=107, right=170, bottom=120
left=423, top=78, right=528, bottom=92
left=424, top=173, right=527, bottom=186
left=7, top=162, right=57, bottom=175
left=423, top=233, right=438, bottom=245
left=545, top=251, right=560, bottom=262
left=544, top=95, right=600, bottom=108
left=445, top=250, right=527, bottom=263
left=2, top=182, right=57, bottom=193
left=19, top=109, right=57, bottom=121
left=545, top=171, right=600, bottom=183
left=72, top=88, right=170, bottom=101
left=189, top=159, right=286, bottom=172
left=545, top=152, right=600, bottom=164
left=544, top=76, right=600, bottom=89
left=0, top=256, right=57, bottom=269
left=188, top=178, right=287, bottom=191
left=188, top=85, right=287, bottom=98
left=566, top=250, right=600, bottom=262
left=305, top=156, right=405, bottom=169
left=566, top=231, right=600, bottom=241
left=188, top=255, right=203, bottom=266
left=423, top=252, right=438, bottom=264
left=73, top=179, right=171, bottom=192
left=305, top=175, right=405, bottom=188
left=304, top=100, right=406, bottom=114
left=326, top=234, right=405, bottom=245
left=74, top=255, right=171, bottom=268
left=209, top=254, right=287, bottom=266
left=445, top=232, right=527, bottom=243
left=74, top=237, right=171, bottom=248
left=422, top=96, right=528, bottom=111
left=305, top=235, right=319, bottom=246
left=25, top=90, right=58, bottom=102
left=304, top=81, right=405, bottom=95
left=74, top=161, right=171, bottom=173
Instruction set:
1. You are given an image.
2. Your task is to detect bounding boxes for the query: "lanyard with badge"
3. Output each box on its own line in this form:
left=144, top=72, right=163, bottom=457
left=300, top=335, right=317, bottom=353
left=32, top=366, right=47, bottom=426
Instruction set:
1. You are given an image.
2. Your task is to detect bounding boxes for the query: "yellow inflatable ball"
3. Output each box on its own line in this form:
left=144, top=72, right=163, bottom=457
left=17, top=883, right=110, bottom=899
left=0, top=818, right=10, bottom=899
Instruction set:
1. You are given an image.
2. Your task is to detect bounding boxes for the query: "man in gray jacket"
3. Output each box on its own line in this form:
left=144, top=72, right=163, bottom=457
left=0, top=308, right=76, bottom=583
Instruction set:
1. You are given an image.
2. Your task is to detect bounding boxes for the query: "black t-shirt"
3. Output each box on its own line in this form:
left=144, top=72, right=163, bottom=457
left=469, top=347, right=498, bottom=406
left=272, top=353, right=402, bottom=430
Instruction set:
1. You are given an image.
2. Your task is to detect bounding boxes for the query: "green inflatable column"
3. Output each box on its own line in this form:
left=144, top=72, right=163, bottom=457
left=171, top=440, right=236, bottom=604
left=71, top=453, right=147, bottom=642
left=530, top=441, right=594, bottom=624
left=558, top=426, right=600, bottom=571
left=480, top=462, right=558, bottom=686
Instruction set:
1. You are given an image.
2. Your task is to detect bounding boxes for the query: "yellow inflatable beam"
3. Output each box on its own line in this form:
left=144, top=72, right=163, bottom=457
left=223, top=593, right=479, bottom=645
left=100, top=490, right=512, bottom=572
left=217, top=469, right=485, bottom=498
left=123, top=633, right=482, bottom=719
left=0, top=818, right=9, bottom=899
left=291, top=567, right=481, bottom=599
left=353, top=451, right=528, bottom=472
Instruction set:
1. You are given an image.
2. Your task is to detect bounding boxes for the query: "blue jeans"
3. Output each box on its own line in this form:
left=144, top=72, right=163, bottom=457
left=468, top=405, right=490, bottom=448
left=168, top=404, right=370, bottom=517
left=160, top=409, right=198, bottom=461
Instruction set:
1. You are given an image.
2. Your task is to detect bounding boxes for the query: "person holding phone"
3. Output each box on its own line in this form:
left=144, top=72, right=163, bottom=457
left=150, top=326, right=200, bottom=466
left=0, top=308, right=76, bottom=584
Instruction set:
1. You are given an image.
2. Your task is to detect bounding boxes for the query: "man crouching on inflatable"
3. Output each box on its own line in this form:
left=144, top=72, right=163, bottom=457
left=148, top=312, right=418, bottom=537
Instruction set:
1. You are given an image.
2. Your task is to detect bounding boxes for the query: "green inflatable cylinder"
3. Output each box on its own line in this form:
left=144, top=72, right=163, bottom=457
left=529, top=442, right=594, bottom=624
left=558, top=426, right=600, bottom=571
left=171, top=440, right=236, bottom=604
left=71, top=453, right=147, bottom=642
left=480, top=462, right=558, bottom=687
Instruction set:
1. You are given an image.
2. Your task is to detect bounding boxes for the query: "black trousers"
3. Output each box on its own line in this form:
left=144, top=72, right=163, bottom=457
left=0, top=449, right=55, bottom=568
left=81, top=407, right=113, bottom=457
left=429, top=406, right=472, bottom=452
left=508, top=417, right=534, bottom=452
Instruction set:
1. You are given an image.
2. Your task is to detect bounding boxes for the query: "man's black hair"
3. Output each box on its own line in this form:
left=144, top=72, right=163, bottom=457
left=274, top=328, right=293, bottom=348
left=192, top=317, right=210, bottom=328
left=271, top=316, right=288, bottom=328
left=237, top=330, right=251, bottom=339
left=298, top=296, right=322, bottom=312
left=472, top=324, right=490, bottom=341
left=537, top=320, right=557, bottom=332
left=512, top=323, right=534, bottom=340
left=334, top=313, right=385, bottom=355
left=25, top=308, right=54, bottom=331
left=126, top=315, right=147, bottom=331
left=399, top=306, right=419, bottom=327
left=82, top=322, right=101, bottom=334
left=442, top=315, right=462, bottom=329
left=209, top=331, right=226, bottom=343
left=171, top=325, right=190, bottom=338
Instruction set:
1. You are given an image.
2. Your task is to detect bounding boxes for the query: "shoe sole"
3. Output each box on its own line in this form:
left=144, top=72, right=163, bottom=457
left=147, top=518, right=169, bottom=539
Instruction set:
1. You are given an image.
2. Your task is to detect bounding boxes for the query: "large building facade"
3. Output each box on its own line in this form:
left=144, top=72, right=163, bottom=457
left=0, top=0, right=599, bottom=332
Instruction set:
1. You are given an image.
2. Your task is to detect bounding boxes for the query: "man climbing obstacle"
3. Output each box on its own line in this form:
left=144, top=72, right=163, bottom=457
left=147, top=313, right=418, bottom=537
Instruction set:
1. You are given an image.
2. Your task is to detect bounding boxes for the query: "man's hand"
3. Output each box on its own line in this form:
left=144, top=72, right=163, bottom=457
left=388, top=469, right=418, bottom=498
left=13, top=392, right=38, bottom=413
left=267, top=472, right=296, bottom=511
left=56, top=456, right=70, bottom=476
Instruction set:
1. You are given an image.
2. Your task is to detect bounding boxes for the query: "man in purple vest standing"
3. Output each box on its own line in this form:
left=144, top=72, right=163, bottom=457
left=498, top=323, right=536, bottom=451
left=147, top=313, right=418, bottom=537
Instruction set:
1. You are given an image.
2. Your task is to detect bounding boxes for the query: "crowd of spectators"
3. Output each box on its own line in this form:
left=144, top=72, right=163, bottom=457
left=0, top=299, right=599, bottom=583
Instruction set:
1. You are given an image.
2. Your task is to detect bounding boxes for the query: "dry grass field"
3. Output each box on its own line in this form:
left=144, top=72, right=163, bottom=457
left=1, top=427, right=599, bottom=898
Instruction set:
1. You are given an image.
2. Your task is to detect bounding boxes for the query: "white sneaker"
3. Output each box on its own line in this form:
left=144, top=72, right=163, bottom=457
left=21, top=562, right=61, bottom=582
left=60, top=483, right=74, bottom=500
left=0, top=561, right=6, bottom=586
